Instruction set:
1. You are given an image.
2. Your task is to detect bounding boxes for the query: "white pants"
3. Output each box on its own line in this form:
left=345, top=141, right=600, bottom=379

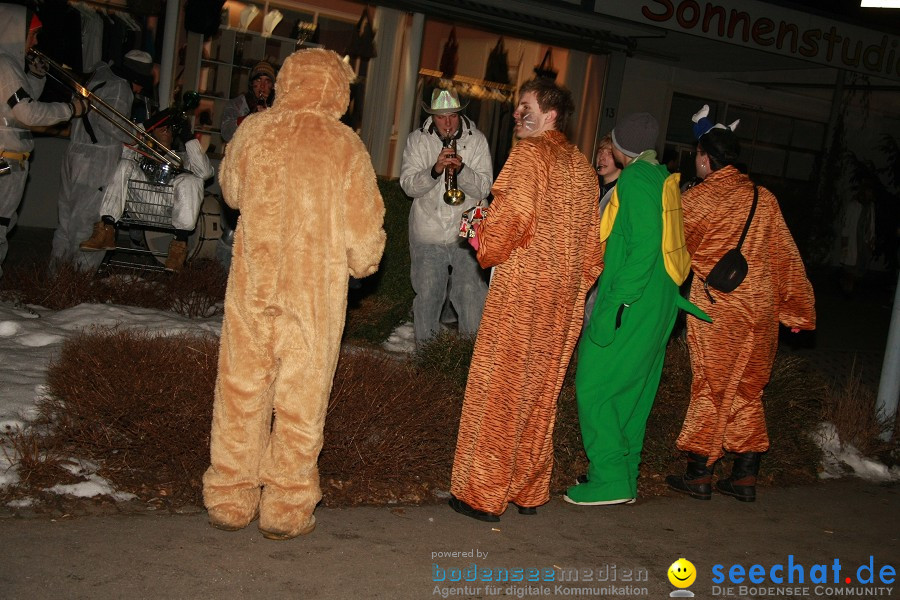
left=0, top=164, right=28, bottom=278
left=100, top=171, right=204, bottom=232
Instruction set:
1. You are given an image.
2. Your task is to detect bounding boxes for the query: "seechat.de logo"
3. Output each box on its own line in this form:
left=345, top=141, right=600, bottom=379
left=668, top=558, right=697, bottom=598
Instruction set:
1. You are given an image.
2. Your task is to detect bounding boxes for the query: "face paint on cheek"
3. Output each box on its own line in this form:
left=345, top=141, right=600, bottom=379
left=520, top=111, right=537, bottom=133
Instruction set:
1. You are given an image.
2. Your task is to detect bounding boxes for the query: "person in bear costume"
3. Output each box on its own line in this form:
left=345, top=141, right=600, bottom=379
left=203, top=48, right=386, bottom=540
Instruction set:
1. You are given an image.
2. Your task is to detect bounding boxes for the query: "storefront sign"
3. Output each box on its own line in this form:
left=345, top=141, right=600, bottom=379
left=597, top=0, right=900, bottom=80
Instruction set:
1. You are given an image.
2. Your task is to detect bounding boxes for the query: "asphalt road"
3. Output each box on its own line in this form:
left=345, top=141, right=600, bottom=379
left=1, top=479, right=897, bottom=599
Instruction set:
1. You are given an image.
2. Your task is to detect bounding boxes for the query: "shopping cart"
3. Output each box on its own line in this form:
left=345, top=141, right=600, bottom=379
left=99, top=177, right=178, bottom=273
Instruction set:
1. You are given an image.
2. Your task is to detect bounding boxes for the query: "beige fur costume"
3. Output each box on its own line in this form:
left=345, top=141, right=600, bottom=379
left=203, top=49, right=386, bottom=539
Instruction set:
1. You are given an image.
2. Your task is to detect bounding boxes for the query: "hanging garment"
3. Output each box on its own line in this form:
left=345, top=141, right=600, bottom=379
left=439, top=28, right=458, bottom=78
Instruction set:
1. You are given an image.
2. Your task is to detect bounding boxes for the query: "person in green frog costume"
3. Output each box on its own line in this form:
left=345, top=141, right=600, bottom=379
left=566, top=112, right=709, bottom=506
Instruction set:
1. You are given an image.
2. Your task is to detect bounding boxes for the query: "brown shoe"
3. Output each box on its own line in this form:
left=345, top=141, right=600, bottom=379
left=165, top=239, right=188, bottom=271
left=79, top=221, right=116, bottom=251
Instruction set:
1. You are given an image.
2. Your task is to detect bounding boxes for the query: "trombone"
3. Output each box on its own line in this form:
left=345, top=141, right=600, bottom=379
left=27, top=48, right=187, bottom=170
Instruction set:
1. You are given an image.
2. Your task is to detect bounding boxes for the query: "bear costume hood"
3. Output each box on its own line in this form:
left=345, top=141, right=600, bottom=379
left=275, top=48, right=354, bottom=119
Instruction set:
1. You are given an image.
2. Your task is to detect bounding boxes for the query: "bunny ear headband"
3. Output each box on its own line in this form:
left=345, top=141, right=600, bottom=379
left=692, top=104, right=740, bottom=140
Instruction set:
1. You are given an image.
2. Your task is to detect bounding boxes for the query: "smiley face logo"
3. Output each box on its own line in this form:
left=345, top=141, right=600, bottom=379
left=668, top=558, right=697, bottom=588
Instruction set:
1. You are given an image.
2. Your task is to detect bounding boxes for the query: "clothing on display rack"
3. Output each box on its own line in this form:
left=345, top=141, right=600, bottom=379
left=74, top=2, right=103, bottom=71
left=262, top=10, right=282, bottom=38
left=238, top=5, right=260, bottom=31
left=479, top=38, right=514, bottom=177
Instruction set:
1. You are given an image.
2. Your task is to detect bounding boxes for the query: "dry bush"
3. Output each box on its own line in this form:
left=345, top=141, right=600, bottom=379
left=0, top=259, right=226, bottom=318
left=759, top=353, right=826, bottom=483
left=640, top=337, right=695, bottom=493
left=0, top=260, right=100, bottom=309
left=42, top=328, right=219, bottom=505
left=551, top=365, right=589, bottom=492
left=13, top=328, right=829, bottom=511
left=413, top=330, right=476, bottom=392
left=1, top=428, right=75, bottom=491
left=31, top=329, right=463, bottom=509
left=164, top=259, right=228, bottom=318
left=320, top=350, right=461, bottom=506
left=824, top=358, right=891, bottom=456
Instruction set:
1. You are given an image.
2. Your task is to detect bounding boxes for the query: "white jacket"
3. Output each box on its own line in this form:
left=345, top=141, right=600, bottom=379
left=400, top=116, right=492, bottom=245
left=0, top=5, right=74, bottom=153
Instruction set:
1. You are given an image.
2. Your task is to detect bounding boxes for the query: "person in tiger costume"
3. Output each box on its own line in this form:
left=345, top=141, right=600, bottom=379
left=665, top=110, right=815, bottom=503
left=449, top=78, right=602, bottom=521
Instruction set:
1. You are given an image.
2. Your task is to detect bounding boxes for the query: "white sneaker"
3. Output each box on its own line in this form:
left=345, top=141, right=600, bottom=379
left=563, top=494, right=636, bottom=506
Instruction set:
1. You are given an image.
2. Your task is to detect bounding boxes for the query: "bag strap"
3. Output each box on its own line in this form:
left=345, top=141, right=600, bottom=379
left=735, top=184, right=758, bottom=251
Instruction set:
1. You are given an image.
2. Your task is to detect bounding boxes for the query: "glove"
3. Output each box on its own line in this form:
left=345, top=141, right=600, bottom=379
left=70, top=96, right=89, bottom=118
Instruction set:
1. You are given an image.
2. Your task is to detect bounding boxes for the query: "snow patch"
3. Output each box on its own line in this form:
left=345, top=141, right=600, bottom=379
left=814, top=422, right=900, bottom=482
left=45, top=473, right=137, bottom=501
left=382, top=321, right=415, bottom=354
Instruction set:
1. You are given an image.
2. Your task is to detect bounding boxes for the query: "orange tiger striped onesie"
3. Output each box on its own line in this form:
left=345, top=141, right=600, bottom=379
left=450, top=130, right=602, bottom=515
left=678, top=166, right=815, bottom=464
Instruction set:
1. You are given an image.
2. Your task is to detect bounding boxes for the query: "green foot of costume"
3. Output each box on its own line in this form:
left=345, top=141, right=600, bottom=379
left=563, top=479, right=635, bottom=505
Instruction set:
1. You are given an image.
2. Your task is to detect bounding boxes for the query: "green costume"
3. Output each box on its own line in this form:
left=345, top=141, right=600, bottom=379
left=568, top=150, right=705, bottom=503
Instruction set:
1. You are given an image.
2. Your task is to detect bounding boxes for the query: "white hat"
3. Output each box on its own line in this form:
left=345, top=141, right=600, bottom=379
left=421, top=88, right=468, bottom=115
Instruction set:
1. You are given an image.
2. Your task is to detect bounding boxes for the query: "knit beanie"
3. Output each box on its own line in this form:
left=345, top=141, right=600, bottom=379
left=250, top=61, right=276, bottom=82
left=611, top=112, right=659, bottom=158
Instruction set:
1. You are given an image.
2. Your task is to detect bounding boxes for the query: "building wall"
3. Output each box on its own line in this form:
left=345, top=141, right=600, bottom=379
left=617, top=57, right=837, bottom=147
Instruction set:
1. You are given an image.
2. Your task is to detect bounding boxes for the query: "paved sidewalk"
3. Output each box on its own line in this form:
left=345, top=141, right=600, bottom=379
left=1, top=479, right=897, bottom=599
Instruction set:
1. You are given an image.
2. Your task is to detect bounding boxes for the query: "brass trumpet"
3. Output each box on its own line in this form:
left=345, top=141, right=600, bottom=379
left=441, top=134, right=465, bottom=206
left=27, top=48, right=197, bottom=171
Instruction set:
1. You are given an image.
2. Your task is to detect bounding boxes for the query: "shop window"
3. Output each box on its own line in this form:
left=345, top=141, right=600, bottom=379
left=792, top=120, right=826, bottom=151
left=738, top=145, right=754, bottom=172
left=786, top=151, right=817, bottom=180
left=667, top=93, right=719, bottom=146
left=751, top=146, right=786, bottom=177
left=666, top=92, right=824, bottom=182
left=756, top=113, right=792, bottom=145
left=728, top=107, right=758, bottom=142
left=265, top=7, right=316, bottom=40
left=315, top=15, right=356, bottom=54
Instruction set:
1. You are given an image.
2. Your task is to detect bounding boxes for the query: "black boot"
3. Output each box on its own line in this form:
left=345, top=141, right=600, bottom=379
left=665, top=452, right=713, bottom=500
left=449, top=495, right=500, bottom=522
left=716, top=452, right=761, bottom=502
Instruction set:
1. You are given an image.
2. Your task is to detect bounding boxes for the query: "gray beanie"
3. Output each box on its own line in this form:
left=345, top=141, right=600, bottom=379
left=611, top=112, right=659, bottom=158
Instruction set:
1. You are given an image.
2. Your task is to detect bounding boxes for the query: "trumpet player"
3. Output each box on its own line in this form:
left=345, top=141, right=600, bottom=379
left=220, top=61, right=275, bottom=143
left=400, top=87, right=492, bottom=347
left=0, top=7, right=87, bottom=278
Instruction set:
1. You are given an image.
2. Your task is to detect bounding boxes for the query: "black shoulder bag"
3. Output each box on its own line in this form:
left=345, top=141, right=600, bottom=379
left=703, top=185, right=758, bottom=303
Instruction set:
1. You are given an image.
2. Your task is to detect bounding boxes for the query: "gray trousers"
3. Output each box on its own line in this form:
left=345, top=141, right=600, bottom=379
left=410, top=239, right=488, bottom=346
